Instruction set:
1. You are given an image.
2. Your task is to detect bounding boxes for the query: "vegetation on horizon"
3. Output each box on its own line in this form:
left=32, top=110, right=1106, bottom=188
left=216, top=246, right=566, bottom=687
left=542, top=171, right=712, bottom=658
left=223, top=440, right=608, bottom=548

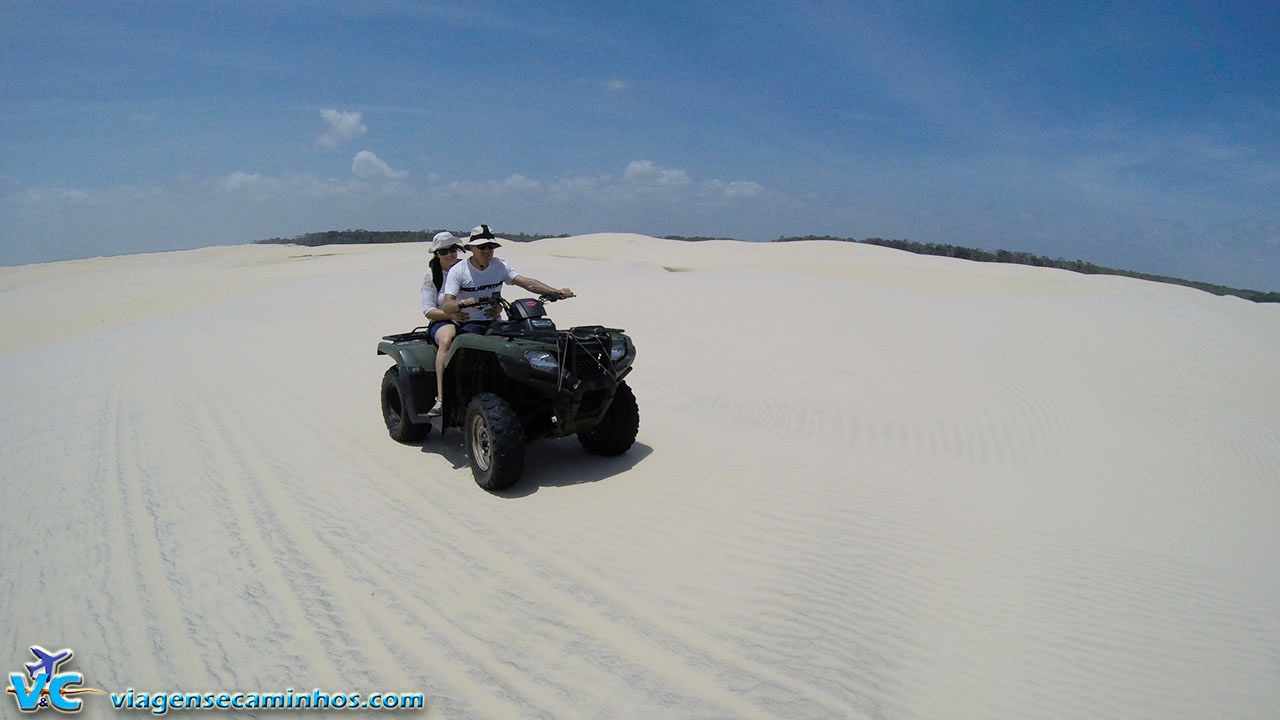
left=773, top=235, right=1279, bottom=303
left=661, top=235, right=739, bottom=242
left=256, top=229, right=569, bottom=246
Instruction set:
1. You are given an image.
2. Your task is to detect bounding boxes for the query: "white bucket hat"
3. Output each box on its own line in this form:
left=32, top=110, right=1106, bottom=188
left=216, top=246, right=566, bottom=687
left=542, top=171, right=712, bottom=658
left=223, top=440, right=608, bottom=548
left=429, top=231, right=466, bottom=255
left=466, top=224, right=503, bottom=248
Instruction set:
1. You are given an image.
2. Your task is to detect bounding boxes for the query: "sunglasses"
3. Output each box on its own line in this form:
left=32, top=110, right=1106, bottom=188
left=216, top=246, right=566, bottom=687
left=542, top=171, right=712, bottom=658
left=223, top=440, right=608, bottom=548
left=435, top=247, right=460, bottom=256
left=473, top=243, right=498, bottom=250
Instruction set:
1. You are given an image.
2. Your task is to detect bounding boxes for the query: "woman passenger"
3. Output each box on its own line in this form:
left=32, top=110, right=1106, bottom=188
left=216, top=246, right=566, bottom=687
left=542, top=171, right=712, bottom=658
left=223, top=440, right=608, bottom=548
left=421, top=231, right=468, bottom=416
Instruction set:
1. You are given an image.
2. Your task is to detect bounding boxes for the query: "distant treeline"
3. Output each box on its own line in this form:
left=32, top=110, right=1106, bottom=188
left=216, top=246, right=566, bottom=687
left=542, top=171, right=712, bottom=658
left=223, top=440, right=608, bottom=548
left=662, top=235, right=739, bottom=242
left=256, top=229, right=569, bottom=247
left=773, top=235, right=1279, bottom=303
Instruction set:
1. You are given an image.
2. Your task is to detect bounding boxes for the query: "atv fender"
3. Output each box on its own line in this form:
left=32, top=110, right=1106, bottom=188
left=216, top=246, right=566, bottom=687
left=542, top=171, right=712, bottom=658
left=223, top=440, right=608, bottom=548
left=377, top=341, right=437, bottom=368
left=397, top=364, right=437, bottom=422
left=377, top=344, right=438, bottom=422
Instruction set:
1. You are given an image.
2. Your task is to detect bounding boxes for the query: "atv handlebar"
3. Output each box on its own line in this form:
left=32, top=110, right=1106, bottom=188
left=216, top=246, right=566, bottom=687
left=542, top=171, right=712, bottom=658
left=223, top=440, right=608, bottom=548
left=466, top=291, right=575, bottom=310
left=466, top=295, right=508, bottom=310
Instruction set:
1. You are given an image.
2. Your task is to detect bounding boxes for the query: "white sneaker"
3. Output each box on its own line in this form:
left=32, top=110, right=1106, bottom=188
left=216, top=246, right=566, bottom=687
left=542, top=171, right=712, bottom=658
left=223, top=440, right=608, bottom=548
left=427, top=399, right=443, bottom=417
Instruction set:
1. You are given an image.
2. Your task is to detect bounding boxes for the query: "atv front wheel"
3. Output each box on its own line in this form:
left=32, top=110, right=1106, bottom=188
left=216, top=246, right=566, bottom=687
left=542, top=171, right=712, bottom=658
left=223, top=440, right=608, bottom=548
left=465, top=393, right=525, bottom=491
left=382, top=366, right=429, bottom=443
left=578, top=381, right=639, bottom=456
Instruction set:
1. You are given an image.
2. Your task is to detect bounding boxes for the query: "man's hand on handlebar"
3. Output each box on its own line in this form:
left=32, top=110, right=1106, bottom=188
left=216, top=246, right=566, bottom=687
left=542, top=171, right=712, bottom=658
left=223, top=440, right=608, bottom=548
left=461, top=295, right=506, bottom=318
left=460, top=292, right=575, bottom=317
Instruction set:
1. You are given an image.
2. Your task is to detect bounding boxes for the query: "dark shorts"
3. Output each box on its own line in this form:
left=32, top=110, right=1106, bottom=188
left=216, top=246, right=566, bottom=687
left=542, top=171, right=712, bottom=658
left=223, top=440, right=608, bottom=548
left=428, top=320, right=457, bottom=345
left=457, top=321, right=493, bottom=335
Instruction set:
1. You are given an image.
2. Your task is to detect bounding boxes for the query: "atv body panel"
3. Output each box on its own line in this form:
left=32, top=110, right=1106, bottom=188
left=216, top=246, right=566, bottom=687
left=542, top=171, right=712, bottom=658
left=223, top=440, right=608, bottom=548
left=377, top=314, right=636, bottom=440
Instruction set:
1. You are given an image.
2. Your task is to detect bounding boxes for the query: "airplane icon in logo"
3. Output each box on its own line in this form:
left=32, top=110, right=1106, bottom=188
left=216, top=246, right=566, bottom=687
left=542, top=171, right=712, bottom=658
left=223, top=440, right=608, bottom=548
left=25, top=647, right=73, bottom=679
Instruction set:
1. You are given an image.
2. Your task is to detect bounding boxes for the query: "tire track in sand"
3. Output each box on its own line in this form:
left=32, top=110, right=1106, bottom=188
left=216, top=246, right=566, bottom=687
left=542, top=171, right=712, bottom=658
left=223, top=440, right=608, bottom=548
left=187, top=372, right=586, bottom=719
left=269, top=377, right=865, bottom=720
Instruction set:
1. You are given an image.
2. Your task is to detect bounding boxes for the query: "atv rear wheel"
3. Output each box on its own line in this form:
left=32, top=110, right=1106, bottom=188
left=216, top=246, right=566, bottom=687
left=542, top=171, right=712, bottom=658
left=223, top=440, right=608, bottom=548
left=465, top=393, right=525, bottom=491
left=578, top=381, right=639, bottom=456
left=382, top=366, right=429, bottom=443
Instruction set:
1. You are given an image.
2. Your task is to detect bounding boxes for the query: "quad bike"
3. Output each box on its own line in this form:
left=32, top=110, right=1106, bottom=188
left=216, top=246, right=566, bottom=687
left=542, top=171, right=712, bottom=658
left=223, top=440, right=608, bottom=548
left=377, top=293, right=639, bottom=491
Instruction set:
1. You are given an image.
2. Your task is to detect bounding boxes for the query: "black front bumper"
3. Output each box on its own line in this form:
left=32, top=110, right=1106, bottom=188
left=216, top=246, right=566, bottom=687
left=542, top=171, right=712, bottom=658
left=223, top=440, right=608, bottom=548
left=498, top=353, right=632, bottom=436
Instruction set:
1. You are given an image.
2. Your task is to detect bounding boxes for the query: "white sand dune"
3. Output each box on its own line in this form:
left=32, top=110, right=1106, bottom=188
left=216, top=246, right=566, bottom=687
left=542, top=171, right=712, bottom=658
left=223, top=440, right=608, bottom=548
left=3, top=235, right=1279, bottom=719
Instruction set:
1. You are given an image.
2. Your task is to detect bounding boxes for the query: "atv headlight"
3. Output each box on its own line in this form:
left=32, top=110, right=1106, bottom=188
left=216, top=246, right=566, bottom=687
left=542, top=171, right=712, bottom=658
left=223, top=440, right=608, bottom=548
left=523, top=350, right=558, bottom=373
left=609, top=335, right=628, bottom=362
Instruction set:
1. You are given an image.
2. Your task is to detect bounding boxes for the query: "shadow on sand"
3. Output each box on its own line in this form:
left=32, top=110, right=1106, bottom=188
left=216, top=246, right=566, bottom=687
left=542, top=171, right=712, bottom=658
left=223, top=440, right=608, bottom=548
left=417, top=423, right=653, bottom=498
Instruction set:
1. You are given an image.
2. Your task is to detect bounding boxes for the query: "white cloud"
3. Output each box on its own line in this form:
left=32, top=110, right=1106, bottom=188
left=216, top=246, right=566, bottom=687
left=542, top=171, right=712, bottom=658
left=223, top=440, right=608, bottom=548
left=724, top=181, right=764, bottom=198
left=289, top=173, right=366, bottom=198
left=317, top=109, right=367, bottom=149
left=624, top=160, right=690, bottom=186
left=548, top=175, right=611, bottom=201
left=603, top=78, right=628, bottom=92
left=438, top=174, right=543, bottom=198
left=352, top=151, right=408, bottom=180
left=18, top=187, right=94, bottom=206
left=213, top=171, right=381, bottom=199
left=6, top=183, right=165, bottom=216
left=217, top=171, right=281, bottom=194
left=501, top=173, right=539, bottom=191
left=702, top=179, right=765, bottom=198
left=547, top=164, right=764, bottom=205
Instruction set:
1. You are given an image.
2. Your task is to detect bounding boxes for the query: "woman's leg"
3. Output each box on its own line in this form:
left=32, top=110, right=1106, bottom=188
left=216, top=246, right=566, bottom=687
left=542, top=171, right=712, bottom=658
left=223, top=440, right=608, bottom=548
left=432, top=324, right=457, bottom=414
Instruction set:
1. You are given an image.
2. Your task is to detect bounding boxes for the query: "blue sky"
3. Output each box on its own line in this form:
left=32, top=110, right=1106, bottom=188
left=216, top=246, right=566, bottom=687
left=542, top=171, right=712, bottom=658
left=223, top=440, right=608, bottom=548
left=3, top=0, right=1278, bottom=289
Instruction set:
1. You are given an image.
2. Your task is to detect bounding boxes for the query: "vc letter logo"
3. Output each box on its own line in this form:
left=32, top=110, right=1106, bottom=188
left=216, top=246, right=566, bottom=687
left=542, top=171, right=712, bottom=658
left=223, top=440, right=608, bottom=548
left=7, top=647, right=103, bottom=713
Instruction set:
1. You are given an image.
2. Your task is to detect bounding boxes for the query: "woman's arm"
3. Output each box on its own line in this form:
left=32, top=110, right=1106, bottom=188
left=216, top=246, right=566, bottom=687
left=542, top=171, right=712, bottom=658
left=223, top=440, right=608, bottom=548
left=422, top=281, right=452, bottom=320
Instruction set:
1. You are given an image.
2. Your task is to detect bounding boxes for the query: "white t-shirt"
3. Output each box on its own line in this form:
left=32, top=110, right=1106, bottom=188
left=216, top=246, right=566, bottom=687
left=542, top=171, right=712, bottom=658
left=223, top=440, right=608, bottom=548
left=421, top=273, right=444, bottom=315
left=444, top=257, right=519, bottom=321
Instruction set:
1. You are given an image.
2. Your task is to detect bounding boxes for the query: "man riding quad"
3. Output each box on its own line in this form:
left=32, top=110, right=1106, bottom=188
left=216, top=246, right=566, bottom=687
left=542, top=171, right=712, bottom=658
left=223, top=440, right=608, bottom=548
left=378, top=228, right=639, bottom=491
